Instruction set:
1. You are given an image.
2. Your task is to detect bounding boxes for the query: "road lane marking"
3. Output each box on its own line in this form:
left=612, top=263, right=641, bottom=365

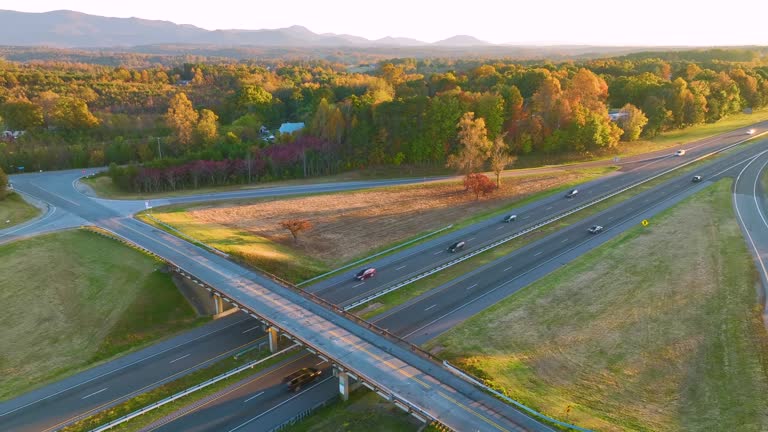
left=561, top=238, right=569, bottom=243
left=424, top=304, right=437, bottom=311
left=81, top=388, right=107, bottom=400
left=503, top=266, right=512, bottom=272
left=467, top=237, right=475, bottom=241
left=607, top=216, right=614, bottom=220
left=495, top=226, right=503, bottom=230
left=169, top=354, right=191, bottom=364
left=522, top=215, right=530, bottom=219
left=534, top=251, right=543, bottom=256
left=545, top=206, right=553, bottom=210
left=242, top=326, right=260, bottom=334
left=395, top=265, right=407, bottom=270
left=316, top=360, right=327, bottom=366
left=243, top=392, right=265, bottom=403
left=466, top=283, right=478, bottom=290
left=433, top=250, right=442, bottom=255
left=352, top=282, right=364, bottom=288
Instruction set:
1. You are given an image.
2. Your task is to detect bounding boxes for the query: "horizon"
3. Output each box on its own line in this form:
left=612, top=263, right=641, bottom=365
left=7, top=1, right=768, bottom=47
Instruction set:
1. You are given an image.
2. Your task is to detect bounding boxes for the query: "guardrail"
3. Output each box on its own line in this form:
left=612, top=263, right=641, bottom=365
left=444, top=361, right=590, bottom=432
left=341, top=132, right=766, bottom=311
left=90, top=344, right=300, bottom=432
left=296, top=224, right=454, bottom=286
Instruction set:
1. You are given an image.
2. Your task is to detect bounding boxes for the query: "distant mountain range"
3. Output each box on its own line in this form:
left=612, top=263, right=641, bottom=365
left=0, top=9, right=493, bottom=48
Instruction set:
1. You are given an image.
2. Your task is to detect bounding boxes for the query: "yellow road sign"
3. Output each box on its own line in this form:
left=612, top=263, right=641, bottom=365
left=641, top=219, right=649, bottom=227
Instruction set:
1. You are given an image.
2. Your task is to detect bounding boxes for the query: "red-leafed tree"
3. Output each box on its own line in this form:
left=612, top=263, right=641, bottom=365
left=463, top=173, right=496, bottom=200
left=279, top=219, right=313, bottom=243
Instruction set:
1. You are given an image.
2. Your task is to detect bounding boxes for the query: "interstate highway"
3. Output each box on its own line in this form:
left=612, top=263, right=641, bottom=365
left=149, top=135, right=768, bottom=431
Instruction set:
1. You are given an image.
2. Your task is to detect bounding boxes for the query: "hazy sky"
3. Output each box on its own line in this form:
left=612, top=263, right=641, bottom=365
left=9, top=1, right=768, bottom=45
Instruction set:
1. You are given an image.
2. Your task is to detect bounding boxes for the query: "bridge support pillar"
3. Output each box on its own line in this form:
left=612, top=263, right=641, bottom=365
left=268, top=327, right=280, bottom=353
left=214, top=294, right=225, bottom=315
left=338, top=371, right=350, bottom=401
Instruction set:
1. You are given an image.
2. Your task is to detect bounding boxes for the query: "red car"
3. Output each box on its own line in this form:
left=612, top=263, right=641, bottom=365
left=355, top=268, right=376, bottom=281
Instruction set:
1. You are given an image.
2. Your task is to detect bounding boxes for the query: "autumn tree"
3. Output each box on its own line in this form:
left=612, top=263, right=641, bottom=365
left=195, top=109, right=219, bottom=148
left=463, top=173, right=496, bottom=200
left=0, top=167, right=7, bottom=199
left=51, top=97, right=100, bottom=130
left=617, top=104, right=649, bottom=141
left=447, top=112, right=491, bottom=176
left=0, top=100, right=44, bottom=130
left=166, top=93, right=199, bottom=148
left=279, top=219, right=313, bottom=243
left=489, top=136, right=517, bottom=187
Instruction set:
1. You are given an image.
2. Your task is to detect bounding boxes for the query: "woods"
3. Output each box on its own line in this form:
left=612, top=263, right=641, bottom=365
left=1, top=49, right=767, bottom=192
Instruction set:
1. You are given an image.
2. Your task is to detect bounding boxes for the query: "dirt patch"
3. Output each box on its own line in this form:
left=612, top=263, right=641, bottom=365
left=183, top=172, right=584, bottom=266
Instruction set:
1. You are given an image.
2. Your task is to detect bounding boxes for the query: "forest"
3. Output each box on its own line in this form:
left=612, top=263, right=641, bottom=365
left=1, top=48, right=767, bottom=192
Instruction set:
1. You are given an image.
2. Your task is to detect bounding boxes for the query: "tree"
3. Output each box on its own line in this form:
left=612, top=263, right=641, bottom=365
left=0, top=167, right=7, bottom=199
left=617, top=104, right=649, bottom=141
left=279, top=219, right=313, bottom=243
left=166, top=93, right=199, bottom=148
left=195, top=109, right=219, bottom=148
left=51, top=97, right=100, bottom=130
left=446, top=112, right=491, bottom=175
left=0, top=100, right=43, bottom=130
left=463, top=173, right=496, bottom=200
left=489, top=136, right=517, bottom=187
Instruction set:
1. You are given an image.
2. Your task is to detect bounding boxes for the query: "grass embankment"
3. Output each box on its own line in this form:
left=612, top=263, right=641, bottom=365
left=426, top=179, right=768, bottom=431
left=0, top=230, right=205, bottom=401
left=62, top=348, right=297, bottom=432
left=143, top=167, right=612, bottom=283
left=517, top=107, right=768, bottom=167
left=0, top=192, right=40, bottom=228
left=281, top=389, right=422, bottom=432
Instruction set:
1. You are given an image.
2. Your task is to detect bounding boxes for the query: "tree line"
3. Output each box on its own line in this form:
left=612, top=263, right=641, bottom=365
left=0, top=52, right=767, bottom=191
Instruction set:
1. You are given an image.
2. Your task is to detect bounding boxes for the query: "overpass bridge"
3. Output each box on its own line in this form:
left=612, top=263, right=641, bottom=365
left=95, top=215, right=549, bottom=432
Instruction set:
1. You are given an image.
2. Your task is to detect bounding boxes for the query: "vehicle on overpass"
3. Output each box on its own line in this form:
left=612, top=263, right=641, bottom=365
left=447, top=241, right=466, bottom=253
left=747, top=128, right=756, bottom=135
left=587, top=225, right=604, bottom=234
left=502, top=214, right=517, bottom=223
left=284, top=367, right=322, bottom=392
left=675, top=149, right=686, bottom=156
left=692, top=175, right=703, bottom=183
left=355, top=267, right=376, bottom=281
left=565, top=189, right=579, bottom=198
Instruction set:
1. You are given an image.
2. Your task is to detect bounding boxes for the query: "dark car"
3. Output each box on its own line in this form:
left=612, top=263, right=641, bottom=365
left=587, top=225, right=604, bottom=234
left=692, top=175, right=703, bottom=183
left=447, top=241, right=466, bottom=253
left=284, top=368, right=322, bottom=392
left=502, top=214, right=517, bottom=223
left=354, top=267, right=376, bottom=281
left=565, top=189, right=579, bottom=199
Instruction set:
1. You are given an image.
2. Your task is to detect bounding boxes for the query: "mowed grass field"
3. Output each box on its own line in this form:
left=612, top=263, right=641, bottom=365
left=0, top=192, right=40, bottom=228
left=427, top=179, right=768, bottom=431
left=0, top=230, right=205, bottom=400
left=147, top=168, right=609, bottom=282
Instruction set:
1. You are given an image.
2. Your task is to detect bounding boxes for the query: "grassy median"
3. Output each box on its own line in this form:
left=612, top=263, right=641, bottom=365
left=0, top=230, right=205, bottom=401
left=0, top=192, right=40, bottom=228
left=426, top=179, right=768, bottom=431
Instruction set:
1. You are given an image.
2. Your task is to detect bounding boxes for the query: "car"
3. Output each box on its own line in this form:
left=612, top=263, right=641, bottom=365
left=354, top=267, right=376, bottom=281
left=747, top=128, right=756, bottom=135
left=502, top=214, right=517, bottom=223
left=565, top=189, right=579, bottom=198
left=587, top=225, right=604, bottom=234
left=675, top=149, right=686, bottom=156
left=283, top=368, right=322, bottom=392
left=447, top=241, right=466, bottom=253
left=692, top=175, right=703, bottom=183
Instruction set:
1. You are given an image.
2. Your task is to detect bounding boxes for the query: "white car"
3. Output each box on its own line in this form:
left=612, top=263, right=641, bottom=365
left=747, top=128, right=756, bottom=135
left=675, top=149, right=686, bottom=156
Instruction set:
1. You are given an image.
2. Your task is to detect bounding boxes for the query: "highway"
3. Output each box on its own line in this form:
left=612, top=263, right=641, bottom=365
left=1, top=123, right=765, bottom=431
left=140, top=131, right=768, bottom=430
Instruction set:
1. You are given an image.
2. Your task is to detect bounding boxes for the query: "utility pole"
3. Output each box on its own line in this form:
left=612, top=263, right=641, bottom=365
left=156, top=137, right=163, bottom=159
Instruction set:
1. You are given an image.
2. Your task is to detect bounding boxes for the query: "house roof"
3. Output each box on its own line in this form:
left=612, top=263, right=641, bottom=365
left=278, top=122, right=305, bottom=134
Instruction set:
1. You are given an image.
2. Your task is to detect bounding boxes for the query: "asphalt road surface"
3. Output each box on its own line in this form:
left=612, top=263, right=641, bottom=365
left=146, top=130, right=768, bottom=431
left=2, top=123, right=765, bottom=431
